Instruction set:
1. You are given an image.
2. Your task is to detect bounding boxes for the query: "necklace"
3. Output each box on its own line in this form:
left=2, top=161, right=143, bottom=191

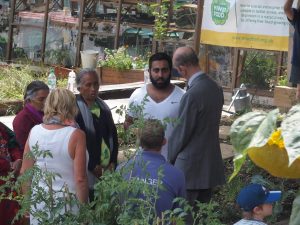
left=43, top=116, right=67, bottom=126
left=44, top=116, right=79, bottom=128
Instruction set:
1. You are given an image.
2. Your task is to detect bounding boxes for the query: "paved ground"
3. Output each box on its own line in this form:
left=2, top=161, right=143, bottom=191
left=0, top=98, right=130, bottom=130
left=0, top=99, right=235, bottom=129
left=0, top=99, right=235, bottom=161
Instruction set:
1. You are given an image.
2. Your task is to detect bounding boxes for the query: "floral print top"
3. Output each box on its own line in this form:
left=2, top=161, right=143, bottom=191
left=0, top=122, right=22, bottom=178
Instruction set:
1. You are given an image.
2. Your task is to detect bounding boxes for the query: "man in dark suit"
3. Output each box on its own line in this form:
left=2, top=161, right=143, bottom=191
left=168, top=46, right=225, bottom=206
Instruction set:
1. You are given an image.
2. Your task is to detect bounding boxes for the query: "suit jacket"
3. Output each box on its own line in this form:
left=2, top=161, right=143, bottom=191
left=168, top=73, right=225, bottom=189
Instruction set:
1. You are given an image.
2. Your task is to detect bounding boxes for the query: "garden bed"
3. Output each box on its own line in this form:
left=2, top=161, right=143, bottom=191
left=97, top=67, right=144, bottom=85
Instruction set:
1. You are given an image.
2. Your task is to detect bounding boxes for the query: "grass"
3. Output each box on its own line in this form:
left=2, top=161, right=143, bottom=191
left=0, top=65, right=68, bottom=101
left=0, top=65, right=39, bottom=101
left=0, top=65, right=68, bottom=115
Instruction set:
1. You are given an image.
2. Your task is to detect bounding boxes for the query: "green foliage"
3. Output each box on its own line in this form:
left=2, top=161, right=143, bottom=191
left=45, top=48, right=70, bottom=66
left=136, top=0, right=171, bottom=42
left=19, top=144, right=90, bottom=224
left=0, top=66, right=70, bottom=102
left=229, top=109, right=279, bottom=180
left=229, top=105, right=300, bottom=223
left=150, top=0, right=169, bottom=40
left=57, top=78, right=68, bottom=88
left=281, top=105, right=300, bottom=165
left=241, top=51, right=277, bottom=89
left=230, top=105, right=300, bottom=179
left=290, top=193, right=300, bottom=225
left=0, top=66, right=40, bottom=101
left=90, top=163, right=164, bottom=224
left=137, top=2, right=153, bottom=15
left=0, top=144, right=88, bottom=224
left=230, top=111, right=268, bottom=154
left=0, top=143, right=224, bottom=225
left=277, top=75, right=288, bottom=86
left=0, top=35, right=6, bottom=44
left=13, top=47, right=27, bottom=59
left=98, top=47, right=147, bottom=71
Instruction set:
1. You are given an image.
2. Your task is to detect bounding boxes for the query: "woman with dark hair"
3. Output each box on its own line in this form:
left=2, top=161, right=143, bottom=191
left=75, top=69, right=118, bottom=199
left=13, top=81, right=49, bottom=153
left=0, top=122, right=22, bottom=225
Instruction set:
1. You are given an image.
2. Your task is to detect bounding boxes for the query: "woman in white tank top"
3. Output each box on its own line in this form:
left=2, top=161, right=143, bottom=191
left=20, top=89, right=89, bottom=224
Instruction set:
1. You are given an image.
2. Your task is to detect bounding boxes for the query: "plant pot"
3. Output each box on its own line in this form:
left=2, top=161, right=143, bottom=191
left=97, top=67, right=144, bottom=85
left=274, top=86, right=297, bottom=111
left=54, top=66, right=73, bottom=79
left=80, top=50, right=99, bottom=69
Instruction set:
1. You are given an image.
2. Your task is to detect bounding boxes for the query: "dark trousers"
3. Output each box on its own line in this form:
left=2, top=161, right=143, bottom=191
left=185, top=189, right=212, bottom=225
left=186, top=188, right=212, bottom=206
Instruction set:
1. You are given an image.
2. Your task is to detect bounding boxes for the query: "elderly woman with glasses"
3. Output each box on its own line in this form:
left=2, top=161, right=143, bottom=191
left=13, top=81, right=49, bottom=153
left=75, top=69, right=118, bottom=200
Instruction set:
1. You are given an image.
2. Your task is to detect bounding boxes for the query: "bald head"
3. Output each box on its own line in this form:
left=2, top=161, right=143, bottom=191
left=172, top=47, right=200, bottom=79
left=173, top=47, right=199, bottom=68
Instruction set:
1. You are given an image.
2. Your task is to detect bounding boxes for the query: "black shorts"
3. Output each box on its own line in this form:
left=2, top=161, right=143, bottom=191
left=290, top=64, right=300, bottom=84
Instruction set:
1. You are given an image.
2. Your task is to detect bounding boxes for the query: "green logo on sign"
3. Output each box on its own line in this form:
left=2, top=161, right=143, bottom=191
left=211, top=0, right=230, bottom=25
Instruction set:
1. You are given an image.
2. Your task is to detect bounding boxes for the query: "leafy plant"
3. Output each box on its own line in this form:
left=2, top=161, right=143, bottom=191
left=277, top=71, right=289, bottom=86
left=13, top=47, right=27, bottom=59
left=0, top=66, right=38, bottom=101
left=0, top=36, right=6, bottom=44
left=0, top=66, right=71, bottom=102
left=98, top=46, right=148, bottom=71
left=45, top=48, right=70, bottom=66
left=229, top=104, right=300, bottom=224
left=0, top=144, right=89, bottom=225
left=241, top=51, right=277, bottom=89
left=137, top=2, right=153, bottom=15
left=0, top=144, right=224, bottom=225
left=150, top=0, right=170, bottom=41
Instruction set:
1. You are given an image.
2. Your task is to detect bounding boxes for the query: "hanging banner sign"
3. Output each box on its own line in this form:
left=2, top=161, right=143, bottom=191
left=201, top=0, right=291, bottom=51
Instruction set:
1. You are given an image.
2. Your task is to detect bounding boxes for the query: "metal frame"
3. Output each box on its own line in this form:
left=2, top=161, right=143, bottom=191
left=8, top=0, right=283, bottom=93
left=6, top=0, right=64, bottom=63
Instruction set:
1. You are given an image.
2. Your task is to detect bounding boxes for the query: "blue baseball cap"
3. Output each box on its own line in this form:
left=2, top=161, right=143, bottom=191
left=237, top=184, right=281, bottom=212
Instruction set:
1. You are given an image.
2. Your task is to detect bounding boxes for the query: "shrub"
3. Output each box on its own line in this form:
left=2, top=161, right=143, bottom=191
left=98, top=47, right=147, bottom=71
left=241, top=51, right=277, bottom=89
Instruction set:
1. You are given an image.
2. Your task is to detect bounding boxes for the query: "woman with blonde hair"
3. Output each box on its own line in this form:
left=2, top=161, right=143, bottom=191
left=20, top=88, right=88, bottom=224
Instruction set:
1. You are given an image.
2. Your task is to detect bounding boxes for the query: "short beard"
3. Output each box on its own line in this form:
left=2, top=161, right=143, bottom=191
left=150, top=75, right=171, bottom=89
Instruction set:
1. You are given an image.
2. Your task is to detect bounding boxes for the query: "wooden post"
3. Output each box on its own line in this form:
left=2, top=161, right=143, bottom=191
left=41, top=0, right=50, bottom=63
left=231, top=48, right=240, bottom=90
left=287, top=25, right=294, bottom=87
left=237, top=50, right=246, bottom=86
left=276, top=52, right=284, bottom=84
left=194, top=0, right=204, bottom=54
left=286, top=0, right=299, bottom=86
left=75, top=0, right=86, bottom=67
left=6, top=0, right=17, bottom=62
left=204, top=45, right=209, bottom=74
left=114, top=0, right=123, bottom=49
left=153, top=0, right=163, bottom=52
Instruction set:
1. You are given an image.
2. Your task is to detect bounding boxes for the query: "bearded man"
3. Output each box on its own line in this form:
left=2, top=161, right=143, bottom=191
left=124, top=52, right=185, bottom=159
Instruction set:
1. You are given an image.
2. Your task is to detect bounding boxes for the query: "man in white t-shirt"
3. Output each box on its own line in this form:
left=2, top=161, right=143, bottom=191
left=124, top=52, right=185, bottom=159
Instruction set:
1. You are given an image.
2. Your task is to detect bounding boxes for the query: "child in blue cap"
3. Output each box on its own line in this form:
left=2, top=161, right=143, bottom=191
left=234, top=183, right=281, bottom=225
